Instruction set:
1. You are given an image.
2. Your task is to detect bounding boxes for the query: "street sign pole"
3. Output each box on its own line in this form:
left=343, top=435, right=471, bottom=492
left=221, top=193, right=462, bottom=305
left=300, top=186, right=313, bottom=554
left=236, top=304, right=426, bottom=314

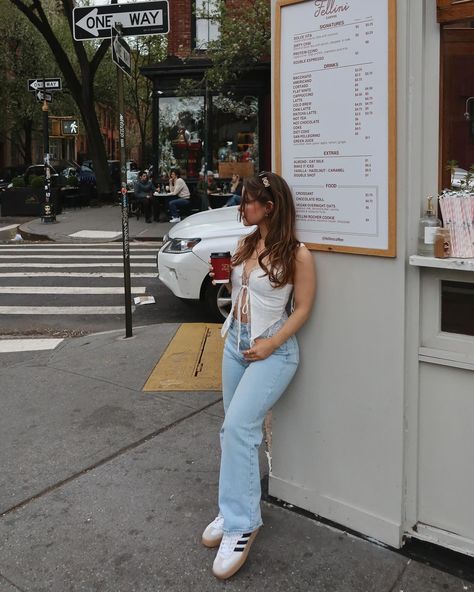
left=115, top=23, right=132, bottom=338
left=41, top=88, right=55, bottom=223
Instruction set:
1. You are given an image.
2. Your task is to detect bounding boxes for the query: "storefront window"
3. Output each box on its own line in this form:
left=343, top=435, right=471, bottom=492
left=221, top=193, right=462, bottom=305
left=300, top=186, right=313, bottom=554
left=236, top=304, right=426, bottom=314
left=440, top=19, right=474, bottom=189
left=211, top=95, right=259, bottom=179
left=159, top=96, right=204, bottom=179
left=441, top=281, right=474, bottom=336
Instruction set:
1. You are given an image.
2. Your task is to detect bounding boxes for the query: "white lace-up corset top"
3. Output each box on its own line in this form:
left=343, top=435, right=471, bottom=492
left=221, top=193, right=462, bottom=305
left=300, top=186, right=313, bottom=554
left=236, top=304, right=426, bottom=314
left=221, top=261, right=293, bottom=347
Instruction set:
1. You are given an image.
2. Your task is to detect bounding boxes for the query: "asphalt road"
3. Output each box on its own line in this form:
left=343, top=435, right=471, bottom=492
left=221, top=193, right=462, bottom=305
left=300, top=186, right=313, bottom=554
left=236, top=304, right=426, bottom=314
left=0, top=241, right=214, bottom=338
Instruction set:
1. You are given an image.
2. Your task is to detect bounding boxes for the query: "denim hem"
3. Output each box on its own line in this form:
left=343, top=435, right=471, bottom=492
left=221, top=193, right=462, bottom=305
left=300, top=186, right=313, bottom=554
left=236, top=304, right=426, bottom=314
left=223, top=522, right=263, bottom=535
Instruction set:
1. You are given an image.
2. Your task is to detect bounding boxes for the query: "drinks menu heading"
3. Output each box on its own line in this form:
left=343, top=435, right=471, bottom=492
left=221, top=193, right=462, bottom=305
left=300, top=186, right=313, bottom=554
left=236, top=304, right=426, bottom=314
left=278, top=0, right=395, bottom=254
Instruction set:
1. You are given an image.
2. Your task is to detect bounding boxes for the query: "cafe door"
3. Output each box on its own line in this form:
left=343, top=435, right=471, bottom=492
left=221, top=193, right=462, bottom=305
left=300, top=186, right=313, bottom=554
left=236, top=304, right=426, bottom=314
left=412, top=4, right=474, bottom=555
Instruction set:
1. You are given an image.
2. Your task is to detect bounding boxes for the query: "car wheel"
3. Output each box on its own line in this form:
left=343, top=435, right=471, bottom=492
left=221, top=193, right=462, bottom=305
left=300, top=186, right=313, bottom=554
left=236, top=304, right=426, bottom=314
left=204, top=280, right=232, bottom=321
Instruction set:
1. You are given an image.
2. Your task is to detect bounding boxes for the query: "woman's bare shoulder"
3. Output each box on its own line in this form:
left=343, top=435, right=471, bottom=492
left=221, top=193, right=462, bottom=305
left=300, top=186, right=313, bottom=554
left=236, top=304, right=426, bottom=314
left=296, top=243, right=312, bottom=263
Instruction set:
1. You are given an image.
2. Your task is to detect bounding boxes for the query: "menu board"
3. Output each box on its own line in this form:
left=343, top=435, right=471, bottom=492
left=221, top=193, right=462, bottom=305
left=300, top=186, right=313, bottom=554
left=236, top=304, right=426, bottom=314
left=275, top=0, right=396, bottom=256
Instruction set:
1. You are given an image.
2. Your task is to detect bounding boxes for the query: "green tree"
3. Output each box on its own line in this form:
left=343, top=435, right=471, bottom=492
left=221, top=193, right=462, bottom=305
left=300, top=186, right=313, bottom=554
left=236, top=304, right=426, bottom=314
left=8, top=0, right=113, bottom=197
left=126, top=35, right=167, bottom=164
left=179, top=0, right=270, bottom=93
left=205, top=0, right=270, bottom=88
left=0, top=0, right=74, bottom=164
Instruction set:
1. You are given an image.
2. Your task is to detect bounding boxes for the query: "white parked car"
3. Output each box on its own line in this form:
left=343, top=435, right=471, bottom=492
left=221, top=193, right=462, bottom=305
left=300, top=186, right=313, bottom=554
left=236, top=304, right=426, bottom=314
left=157, top=207, right=255, bottom=320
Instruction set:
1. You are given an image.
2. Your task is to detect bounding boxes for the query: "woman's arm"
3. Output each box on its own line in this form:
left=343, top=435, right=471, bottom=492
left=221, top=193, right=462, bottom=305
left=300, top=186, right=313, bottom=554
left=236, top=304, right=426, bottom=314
left=244, top=246, right=316, bottom=361
left=168, top=179, right=180, bottom=196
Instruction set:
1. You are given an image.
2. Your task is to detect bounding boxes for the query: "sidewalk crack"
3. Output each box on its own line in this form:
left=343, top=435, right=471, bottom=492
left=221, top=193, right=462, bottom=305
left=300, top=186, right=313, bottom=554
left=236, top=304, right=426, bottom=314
left=388, top=559, right=411, bottom=592
left=0, top=398, right=220, bottom=518
left=0, top=573, right=26, bottom=592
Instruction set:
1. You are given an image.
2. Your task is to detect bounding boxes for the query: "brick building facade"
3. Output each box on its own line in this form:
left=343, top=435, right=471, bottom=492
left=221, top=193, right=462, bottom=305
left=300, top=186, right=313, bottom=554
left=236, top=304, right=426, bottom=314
left=142, top=0, right=271, bottom=184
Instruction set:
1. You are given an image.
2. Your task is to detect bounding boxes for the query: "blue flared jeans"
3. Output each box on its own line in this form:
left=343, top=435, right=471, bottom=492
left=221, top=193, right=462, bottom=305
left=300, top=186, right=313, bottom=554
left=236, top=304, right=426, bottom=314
left=218, top=319, right=299, bottom=534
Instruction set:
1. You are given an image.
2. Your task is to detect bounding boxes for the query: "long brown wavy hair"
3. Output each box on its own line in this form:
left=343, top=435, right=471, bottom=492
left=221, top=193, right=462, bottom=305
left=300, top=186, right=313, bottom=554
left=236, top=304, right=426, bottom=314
left=232, top=171, right=299, bottom=287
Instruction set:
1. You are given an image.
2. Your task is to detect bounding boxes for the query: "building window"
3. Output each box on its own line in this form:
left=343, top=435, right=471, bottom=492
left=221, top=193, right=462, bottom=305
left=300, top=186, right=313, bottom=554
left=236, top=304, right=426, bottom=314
left=194, top=0, right=219, bottom=50
left=212, top=95, right=259, bottom=178
left=441, top=281, right=474, bottom=337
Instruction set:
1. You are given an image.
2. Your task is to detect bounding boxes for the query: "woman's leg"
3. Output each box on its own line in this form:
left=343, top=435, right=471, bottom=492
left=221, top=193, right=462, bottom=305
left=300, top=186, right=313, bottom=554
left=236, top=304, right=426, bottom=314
left=218, top=337, right=299, bottom=533
left=225, top=194, right=241, bottom=207
left=169, top=198, right=179, bottom=219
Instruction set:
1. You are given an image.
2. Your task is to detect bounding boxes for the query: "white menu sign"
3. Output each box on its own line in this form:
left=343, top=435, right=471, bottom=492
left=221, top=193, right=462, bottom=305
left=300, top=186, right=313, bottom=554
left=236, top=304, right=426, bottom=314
left=277, top=0, right=396, bottom=255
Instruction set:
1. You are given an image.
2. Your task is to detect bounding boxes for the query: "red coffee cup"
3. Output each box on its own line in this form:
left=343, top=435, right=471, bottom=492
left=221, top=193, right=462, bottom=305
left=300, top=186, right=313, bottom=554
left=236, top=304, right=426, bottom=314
left=210, top=251, right=232, bottom=283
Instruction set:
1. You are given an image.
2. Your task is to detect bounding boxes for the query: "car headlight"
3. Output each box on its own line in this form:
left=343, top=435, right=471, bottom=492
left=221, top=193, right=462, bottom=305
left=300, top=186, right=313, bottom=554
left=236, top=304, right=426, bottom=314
left=163, top=237, right=201, bottom=253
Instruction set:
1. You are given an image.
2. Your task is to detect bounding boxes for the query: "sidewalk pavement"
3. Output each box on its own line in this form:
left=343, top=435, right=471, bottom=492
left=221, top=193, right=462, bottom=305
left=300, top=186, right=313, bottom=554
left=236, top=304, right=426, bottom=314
left=3, top=206, right=473, bottom=590
left=17, top=204, right=172, bottom=243
left=0, top=324, right=472, bottom=592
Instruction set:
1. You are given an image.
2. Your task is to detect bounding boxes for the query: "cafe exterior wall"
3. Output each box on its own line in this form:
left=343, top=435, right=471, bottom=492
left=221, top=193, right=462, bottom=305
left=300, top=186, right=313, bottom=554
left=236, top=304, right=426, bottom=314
left=269, top=0, right=441, bottom=549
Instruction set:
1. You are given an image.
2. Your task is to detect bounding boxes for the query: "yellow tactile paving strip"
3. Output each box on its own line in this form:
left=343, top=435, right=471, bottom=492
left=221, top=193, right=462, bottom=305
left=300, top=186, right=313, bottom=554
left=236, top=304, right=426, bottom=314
left=143, top=323, right=224, bottom=392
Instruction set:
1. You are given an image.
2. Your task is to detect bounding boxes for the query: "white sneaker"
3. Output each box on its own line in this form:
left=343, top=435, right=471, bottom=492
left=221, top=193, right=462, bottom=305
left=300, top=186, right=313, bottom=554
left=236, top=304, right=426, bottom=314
left=212, top=528, right=260, bottom=580
left=169, top=217, right=181, bottom=223
left=202, top=514, right=224, bottom=548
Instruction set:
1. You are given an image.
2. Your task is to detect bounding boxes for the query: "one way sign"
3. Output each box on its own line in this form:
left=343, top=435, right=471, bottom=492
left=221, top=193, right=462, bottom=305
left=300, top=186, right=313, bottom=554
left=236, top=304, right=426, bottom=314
left=73, top=1, right=169, bottom=40
left=27, top=78, right=62, bottom=92
left=112, top=26, right=132, bottom=77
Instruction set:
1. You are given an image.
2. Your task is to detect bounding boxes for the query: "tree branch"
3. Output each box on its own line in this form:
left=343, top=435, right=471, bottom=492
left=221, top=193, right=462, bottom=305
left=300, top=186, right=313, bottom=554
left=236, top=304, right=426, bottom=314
left=61, top=0, right=89, bottom=69
left=90, top=38, right=111, bottom=79
left=8, top=0, right=82, bottom=97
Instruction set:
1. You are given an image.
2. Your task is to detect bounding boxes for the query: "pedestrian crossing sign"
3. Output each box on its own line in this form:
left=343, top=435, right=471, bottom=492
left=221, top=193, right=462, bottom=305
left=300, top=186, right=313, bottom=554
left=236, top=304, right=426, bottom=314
left=62, top=120, right=79, bottom=135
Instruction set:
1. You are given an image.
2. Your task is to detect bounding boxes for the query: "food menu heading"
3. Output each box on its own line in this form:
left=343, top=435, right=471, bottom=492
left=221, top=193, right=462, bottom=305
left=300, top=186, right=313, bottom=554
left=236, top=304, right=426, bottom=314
left=277, top=0, right=396, bottom=255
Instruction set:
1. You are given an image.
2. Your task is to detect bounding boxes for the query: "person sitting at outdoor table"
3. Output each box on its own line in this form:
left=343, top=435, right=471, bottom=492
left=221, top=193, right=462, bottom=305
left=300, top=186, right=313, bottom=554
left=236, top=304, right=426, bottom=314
left=133, top=170, right=155, bottom=223
left=225, top=173, right=243, bottom=207
left=196, top=171, right=210, bottom=211
left=206, top=171, right=218, bottom=196
left=168, top=168, right=191, bottom=223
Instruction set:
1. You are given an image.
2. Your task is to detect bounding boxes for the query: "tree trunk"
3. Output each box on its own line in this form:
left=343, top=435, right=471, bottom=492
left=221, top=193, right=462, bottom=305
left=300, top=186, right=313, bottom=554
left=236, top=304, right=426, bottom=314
left=79, top=100, right=111, bottom=200
left=23, top=119, right=33, bottom=165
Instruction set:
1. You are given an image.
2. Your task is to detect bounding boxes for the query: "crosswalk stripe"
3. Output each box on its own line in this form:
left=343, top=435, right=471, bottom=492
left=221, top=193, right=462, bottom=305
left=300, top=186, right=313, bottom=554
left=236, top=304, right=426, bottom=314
left=0, top=306, right=133, bottom=315
left=0, top=286, right=147, bottom=294
left=0, top=248, right=160, bottom=253
left=0, top=244, right=158, bottom=317
left=0, top=242, right=162, bottom=248
left=0, top=255, right=157, bottom=259
left=0, top=272, right=156, bottom=278
left=0, top=338, right=63, bottom=353
left=0, top=224, right=19, bottom=232
left=0, top=263, right=153, bottom=268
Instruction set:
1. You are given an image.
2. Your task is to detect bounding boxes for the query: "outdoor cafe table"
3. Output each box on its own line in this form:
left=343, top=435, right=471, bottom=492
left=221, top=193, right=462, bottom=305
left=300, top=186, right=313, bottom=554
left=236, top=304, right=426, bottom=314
left=153, top=192, right=171, bottom=221
left=209, top=192, right=233, bottom=208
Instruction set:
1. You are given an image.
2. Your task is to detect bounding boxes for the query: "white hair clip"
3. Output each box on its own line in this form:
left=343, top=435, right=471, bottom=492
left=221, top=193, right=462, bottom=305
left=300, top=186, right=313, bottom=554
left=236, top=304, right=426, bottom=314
left=261, top=176, right=270, bottom=188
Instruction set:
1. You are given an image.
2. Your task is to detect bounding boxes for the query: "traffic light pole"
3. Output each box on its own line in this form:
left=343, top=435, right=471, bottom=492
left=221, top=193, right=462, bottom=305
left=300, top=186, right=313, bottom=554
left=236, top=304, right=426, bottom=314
left=41, top=95, right=55, bottom=223
left=116, top=25, right=133, bottom=338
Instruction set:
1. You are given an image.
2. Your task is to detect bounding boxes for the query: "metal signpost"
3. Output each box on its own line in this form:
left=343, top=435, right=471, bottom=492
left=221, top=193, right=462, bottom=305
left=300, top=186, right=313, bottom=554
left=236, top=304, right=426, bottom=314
left=71, top=2, right=169, bottom=338
left=28, top=77, right=62, bottom=223
left=73, top=1, right=169, bottom=40
left=41, top=98, right=55, bottom=223
left=28, top=77, right=62, bottom=222
left=113, top=23, right=133, bottom=338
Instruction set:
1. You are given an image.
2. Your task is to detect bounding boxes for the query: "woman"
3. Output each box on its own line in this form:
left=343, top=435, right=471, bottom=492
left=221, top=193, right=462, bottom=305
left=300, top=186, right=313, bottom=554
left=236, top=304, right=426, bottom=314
left=167, top=169, right=190, bottom=223
left=224, top=173, right=243, bottom=207
left=203, top=171, right=316, bottom=580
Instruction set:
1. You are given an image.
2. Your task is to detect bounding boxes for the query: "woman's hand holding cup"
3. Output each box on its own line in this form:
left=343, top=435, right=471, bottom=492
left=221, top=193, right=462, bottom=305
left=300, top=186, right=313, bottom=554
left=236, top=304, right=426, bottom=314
left=209, top=252, right=232, bottom=291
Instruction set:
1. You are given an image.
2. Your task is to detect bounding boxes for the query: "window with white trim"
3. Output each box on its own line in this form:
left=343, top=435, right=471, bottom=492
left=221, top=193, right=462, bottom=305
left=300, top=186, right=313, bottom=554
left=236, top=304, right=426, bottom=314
left=194, top=0, right=220, bottom=50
